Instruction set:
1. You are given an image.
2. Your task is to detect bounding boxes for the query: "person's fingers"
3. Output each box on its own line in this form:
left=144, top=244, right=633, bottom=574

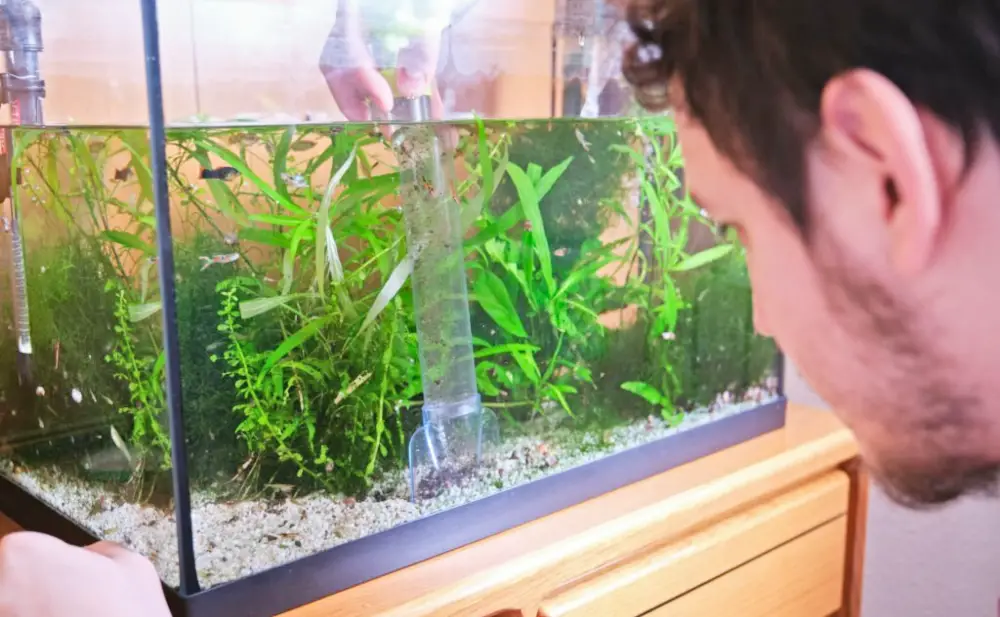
left=325, top=68, right=395, bottom=122
left=84, top=540, right=133, bottom=561
left=85, top=540, right=161, bottom=584
left=363, top=70, right=395, bottom=115
left=0, top=530, right=70, bottom=563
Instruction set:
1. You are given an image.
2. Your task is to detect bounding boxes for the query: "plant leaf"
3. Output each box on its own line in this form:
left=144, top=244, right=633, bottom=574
left=473, top=270, right=527, bottom=338
left=473, top=343, right=540, bottom=359
left=100, top=230, right=154, bottom=254
left=282, top=218, right=313, bottom=296
left=359, top=255, right=412, bottom=333
left=621, top=381, right=663, bottom=406
left=128, top=302, right=161, bottom=323
left=511, top=350, right=541, bottom=385
left=258, top=316, right=331, bottom=380
left=316, top=143, right=357, bottom=297
left=273, top=125, right=295, bottom=200
left=673, top=243, right=734, bottom=272
left=248, top=213, right=307, bottom=227
left=506, top=163, right=554, bottom=294
left=239, top=228, right=291, bottom=249
left=535, top=155, right=573, bottom=202
left=239, top=294, right=315, bottom=320
left=545, top=383, right=574, bottom=417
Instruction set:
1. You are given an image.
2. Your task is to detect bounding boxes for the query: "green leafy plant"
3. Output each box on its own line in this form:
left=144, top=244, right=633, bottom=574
left=0, top=112, right=776, bottom=507
left=104, top=282, right=170, bottom=468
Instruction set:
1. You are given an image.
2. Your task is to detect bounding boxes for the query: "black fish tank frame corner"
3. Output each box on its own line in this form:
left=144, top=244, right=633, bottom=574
left=0, top=1, right=790, bottom=616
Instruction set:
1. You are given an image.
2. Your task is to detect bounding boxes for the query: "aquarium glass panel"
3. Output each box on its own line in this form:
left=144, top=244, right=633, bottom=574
left=0, top=126, right=180, bottom=582
left=0, top=0, right=780, bottom=597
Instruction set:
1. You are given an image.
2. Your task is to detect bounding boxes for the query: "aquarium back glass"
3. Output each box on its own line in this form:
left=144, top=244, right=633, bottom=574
left=0, top=0, right=779, bottom=591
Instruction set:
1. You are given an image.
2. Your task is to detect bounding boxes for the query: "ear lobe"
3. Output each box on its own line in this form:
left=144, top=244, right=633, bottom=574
left=820, top=69, right=943, bottom=277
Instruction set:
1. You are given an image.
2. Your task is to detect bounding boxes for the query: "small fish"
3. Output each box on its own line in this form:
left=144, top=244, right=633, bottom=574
left=281, top=173, right=307, bottom=190
left=71, top=388, right=83, bottom=404
left=1, top=216, right=10, bottom=233
left=661, top=331, right=676, bottom=341
left=289, top=140, right=317, bottom=152
left=35, top=386, right=45, bottom=397
left=112, top=167, right=132, bottom=182
left=109, top=425, right=133, bottom=466
left=199, top=166, right=239, bottom=181
left=223, top=232, right=239, bottom=246
left=198, top=252, right=240, bottom=271
left=53, top=340, right=60, bottom=370
left=574, top=128, right=591, bottom=152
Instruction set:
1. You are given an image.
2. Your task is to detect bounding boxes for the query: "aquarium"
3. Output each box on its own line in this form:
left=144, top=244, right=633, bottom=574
left=0, top=0, right=785, bottom=615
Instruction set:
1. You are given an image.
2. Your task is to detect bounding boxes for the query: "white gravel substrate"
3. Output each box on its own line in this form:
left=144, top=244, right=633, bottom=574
left=0, top=389, right=778, bottom=589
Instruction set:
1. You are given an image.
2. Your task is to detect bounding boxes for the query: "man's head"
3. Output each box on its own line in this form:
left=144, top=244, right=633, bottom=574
left=623, top=0, right=1000, bottom=509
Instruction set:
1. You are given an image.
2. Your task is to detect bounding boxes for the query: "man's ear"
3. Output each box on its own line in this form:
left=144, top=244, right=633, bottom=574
left=819, top=69, right=943, bottom=277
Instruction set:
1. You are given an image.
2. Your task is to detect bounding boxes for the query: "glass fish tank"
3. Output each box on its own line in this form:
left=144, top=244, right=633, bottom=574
left=0, top=0, right=784, bottom=615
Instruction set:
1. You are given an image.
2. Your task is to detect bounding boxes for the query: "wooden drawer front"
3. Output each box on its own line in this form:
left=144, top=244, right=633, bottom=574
left=648, top=516, right=847, bottom=617
left=539, top=471, right=849, bottom=617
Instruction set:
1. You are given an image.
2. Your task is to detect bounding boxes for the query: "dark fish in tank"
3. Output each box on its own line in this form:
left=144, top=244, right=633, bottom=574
left=112, top=167, right=132, bottom=182
left=200, top=166, right=240, bottom=181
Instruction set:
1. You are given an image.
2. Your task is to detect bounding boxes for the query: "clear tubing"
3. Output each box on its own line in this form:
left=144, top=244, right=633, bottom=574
left=389, top=96, right=480, bottom=425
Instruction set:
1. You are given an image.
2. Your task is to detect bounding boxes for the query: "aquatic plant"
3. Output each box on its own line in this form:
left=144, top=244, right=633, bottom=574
left=0, top=114, right=774, bottom=505
left=104, top=281, right=170, bottom=468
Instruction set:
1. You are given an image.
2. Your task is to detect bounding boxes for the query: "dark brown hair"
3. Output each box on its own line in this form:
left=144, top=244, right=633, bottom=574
left=622, top=0, right=1000, bottom=232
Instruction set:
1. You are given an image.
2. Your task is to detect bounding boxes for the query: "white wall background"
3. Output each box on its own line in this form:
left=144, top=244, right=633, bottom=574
left=784, top=362, right=1000, bottom=617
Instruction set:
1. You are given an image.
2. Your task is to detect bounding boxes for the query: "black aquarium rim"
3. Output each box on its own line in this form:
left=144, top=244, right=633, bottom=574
left=137, top=0, right=199, bottom=595
left=0, top=397, right=785, bottom=617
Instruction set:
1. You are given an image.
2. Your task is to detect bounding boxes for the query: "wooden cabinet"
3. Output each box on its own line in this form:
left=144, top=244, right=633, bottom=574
left=0, top=405, right=867, bottom=616
left=539, top=471, right=850, bottom=617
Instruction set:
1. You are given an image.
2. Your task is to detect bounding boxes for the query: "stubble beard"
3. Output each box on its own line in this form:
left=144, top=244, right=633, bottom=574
left=811, top=235, right=1000, bottom=509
